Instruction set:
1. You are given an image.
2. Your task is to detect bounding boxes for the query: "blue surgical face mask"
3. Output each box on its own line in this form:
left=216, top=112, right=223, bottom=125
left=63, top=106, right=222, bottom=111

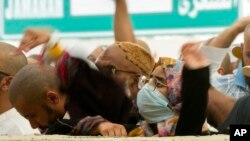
left=137, top=83, right=175, bottom=124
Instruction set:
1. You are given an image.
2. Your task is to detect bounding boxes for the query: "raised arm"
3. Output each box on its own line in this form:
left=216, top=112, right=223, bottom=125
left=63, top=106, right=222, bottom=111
left=209, top=16, right=250, bottom=48
left=114, top=0, right=136, bottom=42
left=14, top=28, right=53, bottom=54
left=175, top=45, right=210, bottom=135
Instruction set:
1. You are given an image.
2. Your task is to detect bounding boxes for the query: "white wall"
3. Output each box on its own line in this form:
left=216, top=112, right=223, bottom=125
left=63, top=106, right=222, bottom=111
left=1, top=34, right=225, bottom=60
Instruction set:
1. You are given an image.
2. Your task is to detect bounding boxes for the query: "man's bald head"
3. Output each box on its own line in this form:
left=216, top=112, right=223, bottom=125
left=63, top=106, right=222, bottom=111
left=243, top=24, right=250, bottom=66
left=136, top=39, right=151, bottom=54
left=0, top=42, right=27, bottom=75
left=9, top=64, right=59, bottom=105
left=244, top=24, right=250, bottom=48
left=242, top=24, right=250, bottom=87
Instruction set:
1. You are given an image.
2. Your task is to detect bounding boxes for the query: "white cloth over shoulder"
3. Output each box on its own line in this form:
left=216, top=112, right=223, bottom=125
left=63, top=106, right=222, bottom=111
left=0, top=108, right=40, bottom=135
left=200, top=45, right=229, bottom=75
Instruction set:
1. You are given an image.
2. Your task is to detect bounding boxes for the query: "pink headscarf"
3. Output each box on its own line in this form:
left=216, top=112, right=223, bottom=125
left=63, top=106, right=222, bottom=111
left=157, top=57, right=183, bottom=112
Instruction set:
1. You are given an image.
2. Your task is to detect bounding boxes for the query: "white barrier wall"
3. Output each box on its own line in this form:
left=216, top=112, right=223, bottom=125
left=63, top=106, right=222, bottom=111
left=0, top=135, right=229, bottom=141
left=4, top=33, right=243, bottom=62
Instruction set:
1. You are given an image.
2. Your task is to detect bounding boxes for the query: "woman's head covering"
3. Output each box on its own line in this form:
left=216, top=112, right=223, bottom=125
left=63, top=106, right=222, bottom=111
left=156, top=57, right=183, bottom=112
left=96, top=42, right=155, bottom=76
left=137, top=57, right=183, bottom=123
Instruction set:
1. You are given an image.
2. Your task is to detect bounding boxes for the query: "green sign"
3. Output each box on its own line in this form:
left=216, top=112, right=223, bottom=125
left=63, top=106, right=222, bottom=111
left=0, top=0, right=239, bottom=39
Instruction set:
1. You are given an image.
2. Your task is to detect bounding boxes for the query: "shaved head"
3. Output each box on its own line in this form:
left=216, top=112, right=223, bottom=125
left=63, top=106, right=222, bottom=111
left=0, top=42, right=27, bottom=75
left=244, top=24, right=250, bottom=48
left=136, top=39, right=151, bottom=54
left=9, top=64, right=59, bottom=105
left=244, top=24, right=250, bottom=34
left=243, top=24, right=250, bottom=87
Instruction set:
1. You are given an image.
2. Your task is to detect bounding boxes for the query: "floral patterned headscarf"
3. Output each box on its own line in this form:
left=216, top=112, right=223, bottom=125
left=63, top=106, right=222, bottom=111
left=156, top=57, right=183, bottom=112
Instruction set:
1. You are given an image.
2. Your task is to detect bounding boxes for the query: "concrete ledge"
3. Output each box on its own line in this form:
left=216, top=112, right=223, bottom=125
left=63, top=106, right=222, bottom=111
left=0, top=135, right=229, bottom=141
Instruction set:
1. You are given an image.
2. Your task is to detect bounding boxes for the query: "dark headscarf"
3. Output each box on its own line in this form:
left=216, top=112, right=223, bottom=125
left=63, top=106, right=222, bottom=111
left=56, top=52, right=132, bottom=124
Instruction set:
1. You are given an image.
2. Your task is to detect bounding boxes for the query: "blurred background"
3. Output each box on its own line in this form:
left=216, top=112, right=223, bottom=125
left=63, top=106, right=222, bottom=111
left=0, top=0, right=250, bottom=60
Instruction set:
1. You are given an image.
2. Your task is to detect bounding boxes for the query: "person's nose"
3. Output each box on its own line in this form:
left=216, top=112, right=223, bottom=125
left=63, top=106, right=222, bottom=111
left=28, top=119, right=40, bottom=129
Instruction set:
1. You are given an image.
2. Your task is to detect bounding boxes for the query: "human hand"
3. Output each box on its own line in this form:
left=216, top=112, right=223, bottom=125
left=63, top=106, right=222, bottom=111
left=128, top=126, right=144, bottom=137
left=181, top=41, right=201, bottom=49
left=96, top=121, right=127, bottom=136
left=181, top=45, right=210, bottom=70
left=113, top=0, right=124, bottom=2
left=113, top=0, right=126, bottom=4
left=14, top=28, right=53, bottom=55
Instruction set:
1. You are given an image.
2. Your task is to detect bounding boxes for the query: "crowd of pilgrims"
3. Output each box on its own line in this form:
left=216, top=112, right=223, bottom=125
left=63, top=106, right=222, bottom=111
left=1, top=0, right=250, bottom=137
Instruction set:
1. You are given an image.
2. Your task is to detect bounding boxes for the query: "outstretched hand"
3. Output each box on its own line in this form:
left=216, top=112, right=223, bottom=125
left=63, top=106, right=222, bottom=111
left=96, top=121, right=127, bottom=136
left=181, top=45, right=210, bottom=70
left=13, top=28, right=53, bottom=55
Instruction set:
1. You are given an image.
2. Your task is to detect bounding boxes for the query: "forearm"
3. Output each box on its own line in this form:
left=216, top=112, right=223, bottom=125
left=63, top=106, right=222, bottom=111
left=207, top=87, right=236, bottom=127
left=71, top=115, right=107, bottom=135
left=208, top=24, right=241, bottom=48
left=175, top=66, right=210, bottom=135
left=114, top=0, right=136, bottom=42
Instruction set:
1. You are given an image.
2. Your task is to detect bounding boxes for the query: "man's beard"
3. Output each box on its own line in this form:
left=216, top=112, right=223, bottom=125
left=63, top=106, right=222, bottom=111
left=42, top=103, right=55, bottom=126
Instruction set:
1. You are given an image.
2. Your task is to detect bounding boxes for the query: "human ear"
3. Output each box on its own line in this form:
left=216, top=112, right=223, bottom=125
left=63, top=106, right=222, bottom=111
left=0, top=76, right=13, bottom=92
left=46, top=90, right=60, bottom=104
left=232, top=46, right=243, bottom=59
left=217, top=67, right=225, bottom=75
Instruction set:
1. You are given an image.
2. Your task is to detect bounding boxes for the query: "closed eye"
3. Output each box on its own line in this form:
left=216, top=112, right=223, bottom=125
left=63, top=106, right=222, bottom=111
left=24, top=113, right=36, bottom=120
left=154, top=77, right=167, bottom=87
